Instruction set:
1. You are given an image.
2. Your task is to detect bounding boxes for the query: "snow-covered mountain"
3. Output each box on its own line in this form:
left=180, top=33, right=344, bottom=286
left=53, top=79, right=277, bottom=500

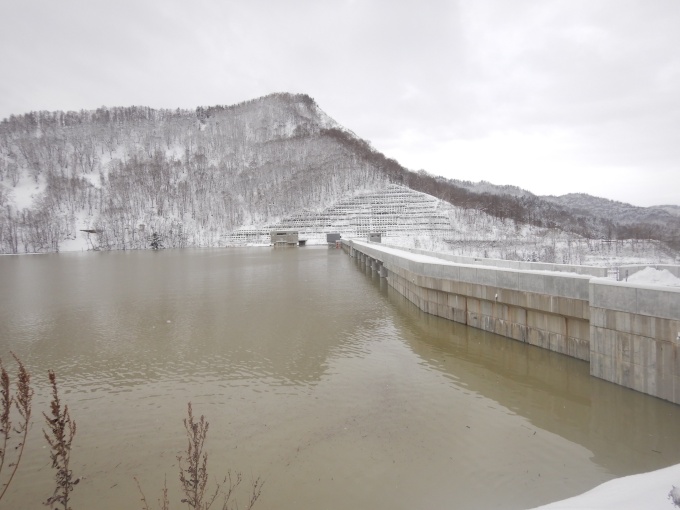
left=0, top=92, right=678, bottom=259
left=449, top=179, right=534, bottom=199
left=0, top=93, right=393, bottom=252
left=542, top=193, right=677, bottom=226
left=651, top=205, right=680, bottom=218
left=440, top=178, right=680, bottom=248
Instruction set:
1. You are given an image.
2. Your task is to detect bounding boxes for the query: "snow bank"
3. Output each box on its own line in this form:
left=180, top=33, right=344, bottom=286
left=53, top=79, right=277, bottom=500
left=4, top=174, right=46, bottom=210
left=627, top=267, right=680, bottom=287
left=59, top=236, right=89, bottom=252
left=529, top=463, right=680, bottom=510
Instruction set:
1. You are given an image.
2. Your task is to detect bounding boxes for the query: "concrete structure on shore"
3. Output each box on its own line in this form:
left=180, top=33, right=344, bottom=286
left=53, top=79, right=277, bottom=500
left=343, top=239, right=680, bottom=404
left=271, top=230, right=299, bottom=246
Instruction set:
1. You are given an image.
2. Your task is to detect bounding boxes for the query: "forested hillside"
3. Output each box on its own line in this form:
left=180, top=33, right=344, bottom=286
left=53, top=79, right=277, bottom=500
left=0, top=94, right=391, bottom=252
left=1, top=92, right=678, bottom=255
left=446, top=179, right=680, bottom=247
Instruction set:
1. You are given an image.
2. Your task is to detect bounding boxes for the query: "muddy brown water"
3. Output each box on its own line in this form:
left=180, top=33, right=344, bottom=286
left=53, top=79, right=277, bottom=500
left=1, top=247, right=679, bottom=509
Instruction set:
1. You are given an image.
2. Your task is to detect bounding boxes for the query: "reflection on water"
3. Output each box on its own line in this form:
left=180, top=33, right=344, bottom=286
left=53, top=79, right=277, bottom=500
left=1, top=247, right=679, bottom=510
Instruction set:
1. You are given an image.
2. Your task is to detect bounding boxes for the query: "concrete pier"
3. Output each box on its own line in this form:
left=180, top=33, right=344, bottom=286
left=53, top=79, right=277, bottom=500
left=344, top=239, right=680, bottom=404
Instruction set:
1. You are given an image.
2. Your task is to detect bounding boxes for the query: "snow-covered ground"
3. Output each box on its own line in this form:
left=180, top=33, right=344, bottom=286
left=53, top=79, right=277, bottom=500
left=5, top=172, right=46, bottom=210
left=530, top=463, right=680, bottom=510
left=626, top=267, right=680, bottom=287
left=58, top=233, right=90, bottom=252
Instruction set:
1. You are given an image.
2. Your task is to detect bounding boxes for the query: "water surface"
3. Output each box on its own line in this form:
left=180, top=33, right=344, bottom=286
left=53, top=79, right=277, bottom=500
left=1, top=247, right=679, bottom=509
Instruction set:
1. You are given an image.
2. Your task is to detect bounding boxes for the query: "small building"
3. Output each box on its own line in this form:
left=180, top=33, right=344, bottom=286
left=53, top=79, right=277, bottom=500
left=271, top=230, right=299, bottom=246
left=368, top=232, right=382, bottom=243
left=326, top=233, right=342, bottom=244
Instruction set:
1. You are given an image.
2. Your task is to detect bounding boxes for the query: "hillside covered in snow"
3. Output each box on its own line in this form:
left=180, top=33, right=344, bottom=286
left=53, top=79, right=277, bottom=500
left=0, top=93, right=678, bottom=261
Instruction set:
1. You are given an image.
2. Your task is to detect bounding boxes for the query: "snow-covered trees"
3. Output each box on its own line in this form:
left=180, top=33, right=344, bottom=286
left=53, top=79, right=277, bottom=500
left=0, top=93, right=678, bottom=256
left=0, top=94, right=386, bottom=252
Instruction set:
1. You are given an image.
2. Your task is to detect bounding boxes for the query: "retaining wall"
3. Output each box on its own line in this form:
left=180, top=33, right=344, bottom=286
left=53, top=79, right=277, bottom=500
left=347, top=240, right=592, bottom=361
left=344, top=240, right=680, bottom=404
left=590, top=280, right=680, bottom=402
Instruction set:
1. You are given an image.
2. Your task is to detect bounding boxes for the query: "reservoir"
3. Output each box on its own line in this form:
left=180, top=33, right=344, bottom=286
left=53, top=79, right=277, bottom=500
left=1, top=246, right=680, bottom=509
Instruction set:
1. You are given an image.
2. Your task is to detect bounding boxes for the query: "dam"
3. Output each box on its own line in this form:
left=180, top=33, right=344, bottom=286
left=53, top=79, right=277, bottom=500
left=344, top=239, right=680, bottom=404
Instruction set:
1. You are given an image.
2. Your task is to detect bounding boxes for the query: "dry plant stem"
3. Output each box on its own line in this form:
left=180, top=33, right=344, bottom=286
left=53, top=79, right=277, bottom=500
left=221, top=471, right=240, bottom=510
left=178, top=402, right=215, bottom=510
left=140, top=402, right=261, bottom=510
left=43, top=370, right=78, bottom=510
left=0, top=360, right=11, bottom=479
left=135, top=475, right=169, bottom=510
left=0, top=354, right=33, bottom=502
left=159, top=476, right=170, bottom=510
left=217, top=471, right=261, bottom=510
left=134, top=477, right=152, bottom=510
left=243, top=476, right=263, bottom=510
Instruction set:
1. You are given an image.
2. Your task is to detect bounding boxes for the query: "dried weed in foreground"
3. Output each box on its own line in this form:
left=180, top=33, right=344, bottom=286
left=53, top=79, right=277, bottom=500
left=137, top=402, right=263, bottom=510
left=135, top=475, right=169, bottom=510
left=0, top=353, right=33, bottom=502
left=178, top=403, right=213, bottom=509
left=43, top=370, right=79, bottom=510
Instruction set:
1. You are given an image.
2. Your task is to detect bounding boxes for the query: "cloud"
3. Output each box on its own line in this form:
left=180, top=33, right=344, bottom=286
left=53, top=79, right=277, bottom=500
left=0, top=0, right=678, bottom=206
left=369, top=0, right=680, bottom=205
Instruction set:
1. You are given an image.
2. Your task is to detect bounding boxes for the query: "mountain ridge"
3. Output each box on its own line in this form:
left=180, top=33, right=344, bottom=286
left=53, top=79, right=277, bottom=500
left=1, top=93, right=678, bottom=255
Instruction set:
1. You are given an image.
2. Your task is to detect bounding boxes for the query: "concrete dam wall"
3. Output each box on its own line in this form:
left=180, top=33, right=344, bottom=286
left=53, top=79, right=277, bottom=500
left=344, top=240, right=680, bottom=404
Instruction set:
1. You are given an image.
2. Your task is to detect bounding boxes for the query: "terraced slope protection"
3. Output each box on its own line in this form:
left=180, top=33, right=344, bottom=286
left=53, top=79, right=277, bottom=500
left=225, top=184, right=455, bottom=244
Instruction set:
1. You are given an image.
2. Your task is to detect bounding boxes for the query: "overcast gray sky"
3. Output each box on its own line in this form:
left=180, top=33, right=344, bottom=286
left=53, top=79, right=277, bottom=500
left=1, top=0, right=678, bottom=207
